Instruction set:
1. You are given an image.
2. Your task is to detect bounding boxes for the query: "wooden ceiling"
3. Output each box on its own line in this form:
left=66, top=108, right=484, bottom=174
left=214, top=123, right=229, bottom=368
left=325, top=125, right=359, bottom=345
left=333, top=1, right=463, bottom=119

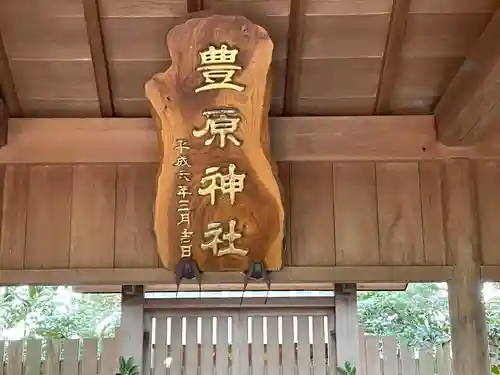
left=0, top=0, right=499, bottom=120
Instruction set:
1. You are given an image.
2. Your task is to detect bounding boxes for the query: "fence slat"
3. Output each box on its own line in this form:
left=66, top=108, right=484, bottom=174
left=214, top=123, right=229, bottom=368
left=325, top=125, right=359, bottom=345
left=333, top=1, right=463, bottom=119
left=357, top=328, right=367, bottom=375
left=82, top=339, right=98, bottom=375
left=400, top=345, right=417, bottom=375
left=45, top=339, right=61, bottom=375
left=185, top=317, right=198, bottom=375
left=382, top=336, right=398, bottom=375
left=169, top=316, right=182, bottom=375
left=62, top=340, right=79, bottom=375
left=328, top=314, right=336, bottom=375
left=7, top=341, right=23, bottom=375
left=154, top=318, right=167, bottom=375
left=101, top=338, right=118, bottom=375
left=313, top=316, right=326, bottom=375
left=233, top=313, right=249, bottom=375
left=282, top=316, right=295, bottom=375
left=25, top=340, right=42, bottom=375
left=251, top=316, right=264, bottom=375
left=436, top=343, right=452, bottom=375
left=266, top=317, right=280, bottom=374
left=0, top=340, right=4, bottom=375
left=297, top=316, right=310, bottom=375
left=365, top=336, right=380, bottom=375
left=201, top=317, right=213, bottom=375
left=419, top=349, right=434, bottom=375
left=143, top=319, right=152, bottom=375
left=216, top=316, right=229, bottom=375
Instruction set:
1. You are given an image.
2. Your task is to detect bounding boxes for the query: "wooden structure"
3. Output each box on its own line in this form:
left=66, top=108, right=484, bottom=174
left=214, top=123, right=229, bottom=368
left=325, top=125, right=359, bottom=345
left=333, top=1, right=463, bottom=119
left=1, top=1, right=500, bottom=375
left=147, top=15, right=284, bottom=274
left=0, top=326, right=467, bottom=375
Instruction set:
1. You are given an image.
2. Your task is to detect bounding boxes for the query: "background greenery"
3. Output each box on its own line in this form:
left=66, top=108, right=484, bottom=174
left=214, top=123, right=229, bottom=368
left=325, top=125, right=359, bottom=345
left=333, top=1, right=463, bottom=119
left=1, top=283, right=500, bottom=351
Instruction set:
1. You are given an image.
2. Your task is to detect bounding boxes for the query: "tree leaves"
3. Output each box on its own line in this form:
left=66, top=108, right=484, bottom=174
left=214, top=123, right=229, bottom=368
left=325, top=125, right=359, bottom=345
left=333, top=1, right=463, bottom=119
left=358, top=283, right=451, bottom=348
left=0, top=286, right=120, bottom=339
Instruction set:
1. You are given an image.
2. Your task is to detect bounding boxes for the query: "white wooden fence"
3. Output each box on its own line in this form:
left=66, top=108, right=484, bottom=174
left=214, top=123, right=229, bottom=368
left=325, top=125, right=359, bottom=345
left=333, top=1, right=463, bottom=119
left=0, top=329, right=458, bottom=375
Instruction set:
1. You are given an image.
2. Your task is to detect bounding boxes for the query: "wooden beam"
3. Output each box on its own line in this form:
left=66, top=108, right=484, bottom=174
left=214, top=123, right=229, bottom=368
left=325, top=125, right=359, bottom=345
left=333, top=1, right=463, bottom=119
left=0, top=98, right=7, bottom=147
left=374, top=0, right=411, bottom=114
left=0, top=29, right=21, bottom=117
left=82, top=0, right=114, bottom=117
left=435, top=9, right=500, bottom=145
left=443, top=160, right=489, bottom=375
left=73, top=282, right=409, bottom=293
left=5, top=115, right=500, bottom=162
left=0, top=266, right=453, bottom=285
left=283, top=0, right=307, bottom=115
left=143, top=297, right=337, bottom=310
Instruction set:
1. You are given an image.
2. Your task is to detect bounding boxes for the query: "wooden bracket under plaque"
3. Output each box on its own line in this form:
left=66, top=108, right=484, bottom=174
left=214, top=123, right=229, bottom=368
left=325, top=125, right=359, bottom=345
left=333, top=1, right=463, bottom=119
left=146, top=15, right=285, bottom=273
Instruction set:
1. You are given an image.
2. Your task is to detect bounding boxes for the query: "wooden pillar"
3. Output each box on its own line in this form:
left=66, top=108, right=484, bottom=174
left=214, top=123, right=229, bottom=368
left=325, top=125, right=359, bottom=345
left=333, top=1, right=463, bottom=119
left=120, top=285, right=145, bottom=373
left=334, top=283, right=359, bottom=367
left=444, top=159, right=489, bottom=375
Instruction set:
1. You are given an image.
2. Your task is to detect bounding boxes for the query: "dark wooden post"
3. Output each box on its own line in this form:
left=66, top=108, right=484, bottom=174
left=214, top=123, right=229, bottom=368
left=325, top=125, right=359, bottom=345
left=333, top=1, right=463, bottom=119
left=120, top=285, right=145, bottom=373
left=0, top=98, right=8, bottom=147
left=444, top=159, right=489, bottom=375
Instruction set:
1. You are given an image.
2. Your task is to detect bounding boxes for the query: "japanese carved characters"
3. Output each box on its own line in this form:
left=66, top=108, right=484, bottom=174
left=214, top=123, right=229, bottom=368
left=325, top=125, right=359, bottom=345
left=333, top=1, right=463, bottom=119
left=146, top=15, right=285, bottom=273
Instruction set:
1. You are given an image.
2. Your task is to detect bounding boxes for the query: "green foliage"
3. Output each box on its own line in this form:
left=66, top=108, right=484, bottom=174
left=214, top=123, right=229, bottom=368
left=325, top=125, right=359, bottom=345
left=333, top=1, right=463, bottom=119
left=337, top=361, right=356, bottom=375
left=358, top=283, right=451, bottom=348
left=116, top=356, right=139, bottom=375
left=0, top=286, right=120, bottom=339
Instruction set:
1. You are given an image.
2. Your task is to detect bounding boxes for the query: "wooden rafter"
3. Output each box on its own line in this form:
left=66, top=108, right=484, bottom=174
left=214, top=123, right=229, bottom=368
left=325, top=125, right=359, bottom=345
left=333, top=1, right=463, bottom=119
left=374, top=0, right=411, bottom=114
left=435, top=8, right=500, bottom=145
left=0, top=29, right=21, bottom=117
left=283, top=0, right=307, bottom=115
left=4, top=115, right=500, bottom=163
left=82, top=0, right=114, bottom=117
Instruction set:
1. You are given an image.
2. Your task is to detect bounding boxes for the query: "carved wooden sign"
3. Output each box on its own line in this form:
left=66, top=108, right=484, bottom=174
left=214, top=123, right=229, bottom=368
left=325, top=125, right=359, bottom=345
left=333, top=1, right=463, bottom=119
left=146, top=15, right=284, bottom=280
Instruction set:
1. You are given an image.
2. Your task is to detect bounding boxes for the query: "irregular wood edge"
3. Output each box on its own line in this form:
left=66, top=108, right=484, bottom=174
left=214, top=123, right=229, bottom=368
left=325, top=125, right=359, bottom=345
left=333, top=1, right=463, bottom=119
left=146, top=14, right=284, bottom=271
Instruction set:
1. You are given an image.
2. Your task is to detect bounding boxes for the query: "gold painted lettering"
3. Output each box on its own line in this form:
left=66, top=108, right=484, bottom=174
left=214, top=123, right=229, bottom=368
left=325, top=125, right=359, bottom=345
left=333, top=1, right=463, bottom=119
left=201, top=219, right=248, bottom=257
left=195, top=45, right=245, bottom=92
left=180, top=245, right=192, bottom=258
left=177, top=170, right=192, bottom=182
left=193, top=108, right=242, bottom=148
left=177, top=212, right=190, bottom=226
left=174, top=139, right=190, bottom=154
left=174, top=155, right=191, bottom=168
left=177, top=199, right=190, bottom=212
left=198, top=164, right=246, bottom=205
left=177, top=185, right=192, bottom=199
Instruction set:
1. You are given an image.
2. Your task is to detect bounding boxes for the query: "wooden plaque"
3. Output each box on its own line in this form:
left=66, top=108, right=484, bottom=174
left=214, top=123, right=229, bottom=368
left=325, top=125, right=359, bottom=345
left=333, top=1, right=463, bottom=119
left=146, top=15, right=284, bottom=273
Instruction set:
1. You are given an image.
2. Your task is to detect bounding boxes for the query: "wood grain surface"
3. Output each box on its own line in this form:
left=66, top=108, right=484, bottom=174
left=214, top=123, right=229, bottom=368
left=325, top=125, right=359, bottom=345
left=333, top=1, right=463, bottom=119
left=146, top=15, right=284, bottom=272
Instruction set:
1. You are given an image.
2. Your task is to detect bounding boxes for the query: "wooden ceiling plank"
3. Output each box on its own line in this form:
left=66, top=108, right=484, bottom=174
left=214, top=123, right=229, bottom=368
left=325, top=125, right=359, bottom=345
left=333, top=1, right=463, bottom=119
left=374, top=0, right=411, bottom=114
left=435, top=8, right=500, bottom=145
left=4, top=115, right=500, bottom=162
left=0, top=31, right=21, bottom=117
left=82, top=0, right=114, bottom=117
left=283, top=0, right=307, bottom=115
